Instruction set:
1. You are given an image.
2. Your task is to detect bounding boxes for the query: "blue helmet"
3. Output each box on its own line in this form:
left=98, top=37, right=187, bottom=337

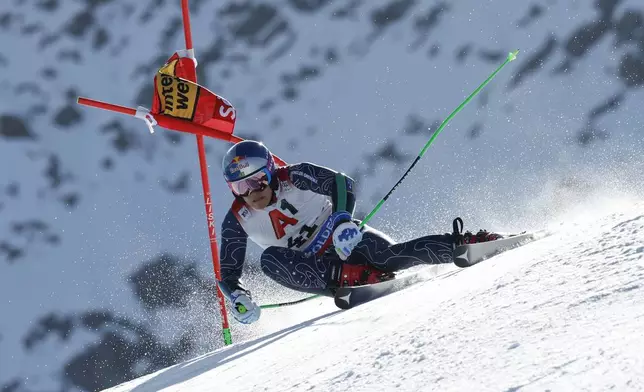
left=222, top=140, right=276, bottom=196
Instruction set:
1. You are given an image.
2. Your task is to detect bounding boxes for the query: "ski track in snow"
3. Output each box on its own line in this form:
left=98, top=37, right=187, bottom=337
left=104, top=202, right=644, bottom=392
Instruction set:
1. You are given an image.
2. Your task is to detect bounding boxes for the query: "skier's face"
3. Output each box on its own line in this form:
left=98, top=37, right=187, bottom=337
left=243, top=185, right=273, bottom=210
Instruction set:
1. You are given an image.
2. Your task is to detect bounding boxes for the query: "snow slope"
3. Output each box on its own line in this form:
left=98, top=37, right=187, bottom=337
left=104, top=198, right=644, bottom=392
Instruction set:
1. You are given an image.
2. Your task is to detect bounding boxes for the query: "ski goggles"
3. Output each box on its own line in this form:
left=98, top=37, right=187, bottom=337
left=227, top=168, right=272, bottom=197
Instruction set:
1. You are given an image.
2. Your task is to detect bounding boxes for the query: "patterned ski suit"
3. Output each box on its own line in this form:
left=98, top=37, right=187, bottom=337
left=218, top=162, right=454, bottom=296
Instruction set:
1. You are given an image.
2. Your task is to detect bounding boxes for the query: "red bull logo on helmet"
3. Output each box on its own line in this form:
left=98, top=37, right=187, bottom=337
left=228, top=156, right=250, bottom=177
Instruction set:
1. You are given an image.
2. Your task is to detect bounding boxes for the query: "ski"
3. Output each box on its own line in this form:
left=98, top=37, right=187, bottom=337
left=333, top=230, right=551, bottom=309
left=453, top=231, right=546, bottom=268
left=333, top=271, right=424, bottom=310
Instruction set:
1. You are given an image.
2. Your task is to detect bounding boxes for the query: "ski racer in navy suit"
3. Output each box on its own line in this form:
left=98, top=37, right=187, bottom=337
left=218, top=140, right=500, bottom=324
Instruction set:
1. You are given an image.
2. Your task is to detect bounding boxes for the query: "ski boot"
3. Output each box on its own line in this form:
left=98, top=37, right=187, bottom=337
left=452, top=217, right=503, bottom=246
left=335, top=263, right=395, bottom=287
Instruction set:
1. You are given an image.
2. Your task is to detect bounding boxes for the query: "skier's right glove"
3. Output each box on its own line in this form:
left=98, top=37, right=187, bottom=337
left=230, top=289, right=261, bottom=324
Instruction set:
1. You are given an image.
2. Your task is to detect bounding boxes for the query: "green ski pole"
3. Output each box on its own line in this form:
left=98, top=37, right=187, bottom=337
left=359, top=50, right=519, bottom=228
left=259, top=294, right=322, bottom=309
left=233, top=294, right=322, bottom=314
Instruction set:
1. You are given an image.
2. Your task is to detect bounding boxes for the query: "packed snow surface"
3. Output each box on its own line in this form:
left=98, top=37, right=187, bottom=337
left=104, top=199, right=644, bottom=392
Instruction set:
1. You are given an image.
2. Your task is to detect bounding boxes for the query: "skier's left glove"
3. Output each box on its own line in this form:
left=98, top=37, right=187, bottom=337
left=332, top=221, right=363, bottom=261
left=230, top=289, right=261, bottom=324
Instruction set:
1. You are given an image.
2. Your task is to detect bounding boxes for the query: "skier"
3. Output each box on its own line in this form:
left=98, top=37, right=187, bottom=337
left=218, top=140, right=501, bottom=324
